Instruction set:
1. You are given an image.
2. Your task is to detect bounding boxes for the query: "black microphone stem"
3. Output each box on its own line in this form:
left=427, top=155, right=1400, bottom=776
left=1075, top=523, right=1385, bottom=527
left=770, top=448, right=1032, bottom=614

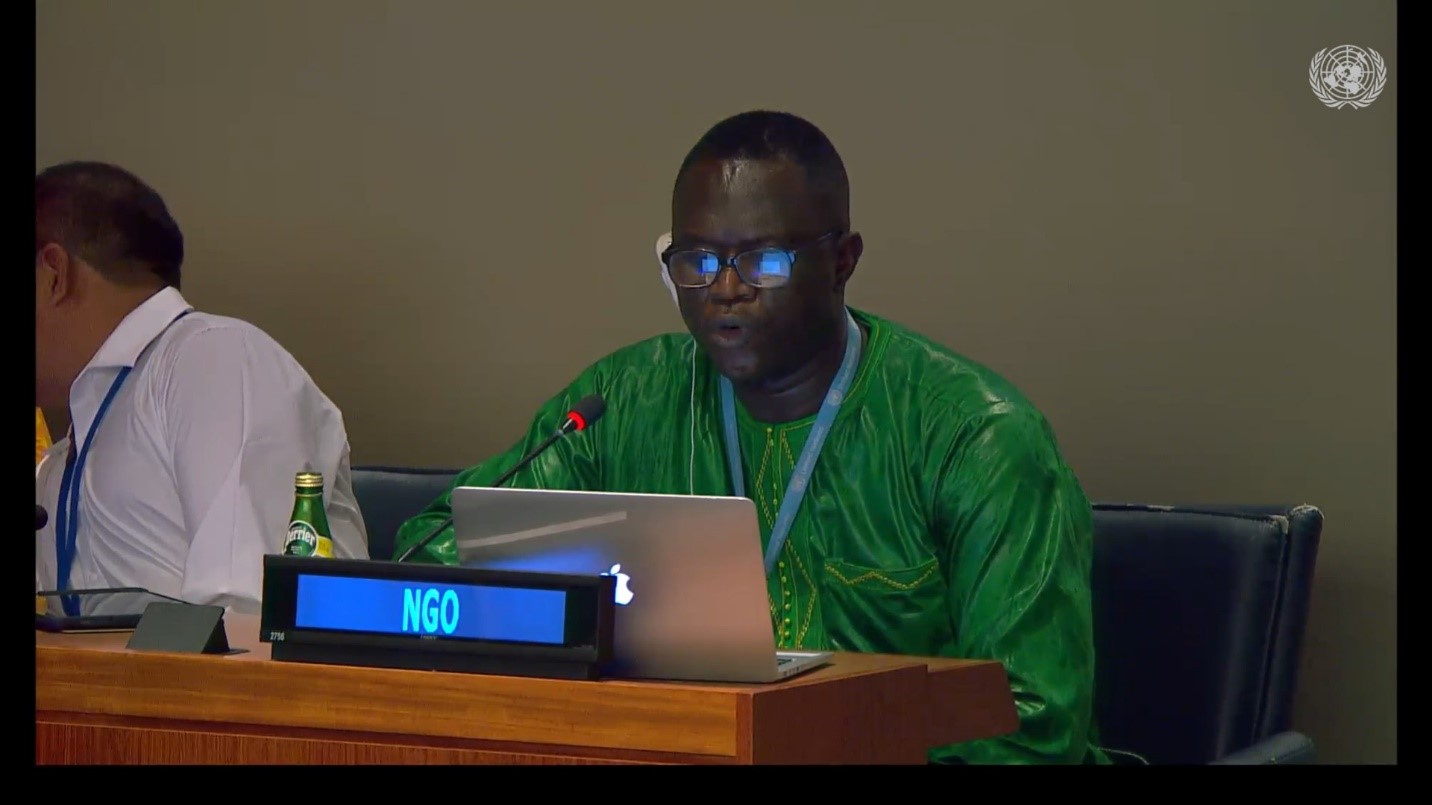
left=394, top=515, right=454, bottom=564
left=394, top=427, right=568, bottom=564
left=491, top=428, right=566, bottom=487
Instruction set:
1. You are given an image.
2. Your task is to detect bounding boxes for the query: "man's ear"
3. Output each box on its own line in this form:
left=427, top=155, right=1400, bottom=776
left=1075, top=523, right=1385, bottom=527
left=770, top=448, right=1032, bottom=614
left=833, top=231, right=863, bottom=293
left=36, top=243, right=76, bottom=306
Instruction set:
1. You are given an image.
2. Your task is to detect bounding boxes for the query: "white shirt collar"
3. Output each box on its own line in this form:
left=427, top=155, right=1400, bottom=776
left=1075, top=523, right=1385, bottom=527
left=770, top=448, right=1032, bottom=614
left=84, top=286, right=194, bottom=371
left=67, top=287, right=194, bottom=443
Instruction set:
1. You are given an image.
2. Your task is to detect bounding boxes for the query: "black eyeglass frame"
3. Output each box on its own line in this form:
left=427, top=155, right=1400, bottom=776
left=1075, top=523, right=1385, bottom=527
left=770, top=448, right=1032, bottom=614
left=660, top=229, right=843, bottom=289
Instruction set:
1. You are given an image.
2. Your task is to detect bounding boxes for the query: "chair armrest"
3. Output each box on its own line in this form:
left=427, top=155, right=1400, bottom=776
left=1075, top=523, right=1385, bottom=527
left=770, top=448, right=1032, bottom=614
left=1209, top=731, right=1316, bottom=764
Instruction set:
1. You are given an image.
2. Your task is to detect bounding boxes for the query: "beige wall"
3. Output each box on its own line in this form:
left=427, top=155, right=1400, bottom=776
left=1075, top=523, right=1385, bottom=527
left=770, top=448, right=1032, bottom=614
left=36, top=0, right=1395, bottom=763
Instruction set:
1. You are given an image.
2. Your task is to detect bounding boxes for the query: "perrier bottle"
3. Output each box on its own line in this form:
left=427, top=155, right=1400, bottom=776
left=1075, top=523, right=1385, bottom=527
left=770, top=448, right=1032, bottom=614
left=283, top=471, right=334, bottom=558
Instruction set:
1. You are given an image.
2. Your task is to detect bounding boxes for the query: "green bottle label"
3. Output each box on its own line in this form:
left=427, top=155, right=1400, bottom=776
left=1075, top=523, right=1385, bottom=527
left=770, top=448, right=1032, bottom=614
left=284, top=520, right=333, bottom=558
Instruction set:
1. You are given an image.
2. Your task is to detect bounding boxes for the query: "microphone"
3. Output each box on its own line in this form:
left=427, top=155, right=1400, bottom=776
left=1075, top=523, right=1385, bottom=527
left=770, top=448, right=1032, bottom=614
left=395, top=393, right=607, bottom=563
left=36, top=505, right=48, bottom=531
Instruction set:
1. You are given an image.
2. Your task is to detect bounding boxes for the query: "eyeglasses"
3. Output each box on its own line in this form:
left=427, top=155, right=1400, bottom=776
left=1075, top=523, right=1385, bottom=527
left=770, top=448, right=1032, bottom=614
left=661, top=230, right=841, bottom=289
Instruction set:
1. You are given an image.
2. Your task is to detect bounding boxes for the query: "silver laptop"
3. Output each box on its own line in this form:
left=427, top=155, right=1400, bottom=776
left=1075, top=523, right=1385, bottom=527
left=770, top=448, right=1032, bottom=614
left=449, top=486, right=832, bottom=683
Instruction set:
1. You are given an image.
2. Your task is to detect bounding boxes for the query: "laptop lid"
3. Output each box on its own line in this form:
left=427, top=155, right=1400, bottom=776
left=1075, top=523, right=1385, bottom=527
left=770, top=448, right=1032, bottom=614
left=449, top=487, right=785, bottom=682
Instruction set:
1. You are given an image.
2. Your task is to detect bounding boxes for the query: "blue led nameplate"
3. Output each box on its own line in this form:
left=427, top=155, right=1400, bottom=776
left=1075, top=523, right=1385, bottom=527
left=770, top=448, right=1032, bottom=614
left=293, top=574, right=568, bottom=645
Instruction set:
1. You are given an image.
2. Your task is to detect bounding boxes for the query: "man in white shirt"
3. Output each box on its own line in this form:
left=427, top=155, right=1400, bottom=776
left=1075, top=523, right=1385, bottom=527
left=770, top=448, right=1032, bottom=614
left=35, top=160, right=368, bottom=615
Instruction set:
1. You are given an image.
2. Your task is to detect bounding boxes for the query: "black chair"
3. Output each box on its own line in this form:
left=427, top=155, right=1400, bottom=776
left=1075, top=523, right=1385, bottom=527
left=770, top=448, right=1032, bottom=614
left=351, top=466, right=461, bottom=561
left=1090, top=503, right=1322, bottom=765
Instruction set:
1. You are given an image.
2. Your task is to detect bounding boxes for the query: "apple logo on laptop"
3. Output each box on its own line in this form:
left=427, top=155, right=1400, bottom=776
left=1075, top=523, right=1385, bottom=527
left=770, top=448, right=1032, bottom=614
left=603, top=563, right=634, bottom=606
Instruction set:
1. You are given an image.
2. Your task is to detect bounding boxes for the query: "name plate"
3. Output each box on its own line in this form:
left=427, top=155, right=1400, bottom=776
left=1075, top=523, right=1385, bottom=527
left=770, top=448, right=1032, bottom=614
left=259, top=555, right=615, bottom=680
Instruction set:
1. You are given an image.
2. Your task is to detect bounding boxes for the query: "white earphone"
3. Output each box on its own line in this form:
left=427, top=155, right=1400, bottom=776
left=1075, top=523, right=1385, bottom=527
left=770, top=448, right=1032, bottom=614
left=655, top=231, right=677, bottom=307
left=654, top=230, right=697, bottom=493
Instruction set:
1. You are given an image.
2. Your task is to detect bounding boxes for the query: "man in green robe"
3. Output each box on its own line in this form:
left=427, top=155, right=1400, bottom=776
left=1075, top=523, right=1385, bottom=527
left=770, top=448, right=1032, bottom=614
left=394, top=110, right=1110, bottom=765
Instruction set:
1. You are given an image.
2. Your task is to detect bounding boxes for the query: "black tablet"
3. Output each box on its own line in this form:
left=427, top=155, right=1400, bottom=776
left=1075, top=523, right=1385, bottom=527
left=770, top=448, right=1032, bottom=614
left=35, top=587, right=188, bottom=633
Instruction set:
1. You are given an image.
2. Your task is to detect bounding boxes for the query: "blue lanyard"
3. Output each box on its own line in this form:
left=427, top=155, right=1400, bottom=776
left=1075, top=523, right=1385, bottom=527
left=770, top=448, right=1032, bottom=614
left=53, top=309, right=191, bottom=614
left=720, top=309, right=863, bottom=576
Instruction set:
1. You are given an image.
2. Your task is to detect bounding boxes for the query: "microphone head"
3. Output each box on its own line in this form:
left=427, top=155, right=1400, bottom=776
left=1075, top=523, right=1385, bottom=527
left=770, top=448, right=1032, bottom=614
left=566, top=394, right=607, bottom=431
left=36, top=505, right=48, bottom=531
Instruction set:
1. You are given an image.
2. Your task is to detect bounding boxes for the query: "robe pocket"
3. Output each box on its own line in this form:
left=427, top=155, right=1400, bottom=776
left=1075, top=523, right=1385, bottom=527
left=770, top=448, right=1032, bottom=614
left=819, top=556, right=945, bottom=655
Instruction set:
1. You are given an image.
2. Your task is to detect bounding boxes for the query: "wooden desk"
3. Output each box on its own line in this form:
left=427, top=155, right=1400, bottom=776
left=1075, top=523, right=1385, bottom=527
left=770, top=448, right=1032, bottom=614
left=36, top=613, right=1017, bottom=764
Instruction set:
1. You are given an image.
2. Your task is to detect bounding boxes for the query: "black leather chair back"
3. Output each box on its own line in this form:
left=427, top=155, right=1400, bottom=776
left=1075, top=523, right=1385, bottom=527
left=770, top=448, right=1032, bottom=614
left=352, top=466, right=461, bottom=561
left=1090, top=503, right=1321, bottom=764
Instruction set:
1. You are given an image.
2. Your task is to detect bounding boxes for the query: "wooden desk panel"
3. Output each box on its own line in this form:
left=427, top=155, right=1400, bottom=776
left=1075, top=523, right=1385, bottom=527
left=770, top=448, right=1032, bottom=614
left=36, top=614, right=1018, bottom=764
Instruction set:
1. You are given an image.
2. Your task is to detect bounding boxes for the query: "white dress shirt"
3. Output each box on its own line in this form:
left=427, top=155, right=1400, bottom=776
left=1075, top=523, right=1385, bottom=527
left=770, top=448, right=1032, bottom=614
left=36, top=287, right=368, bottom=615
